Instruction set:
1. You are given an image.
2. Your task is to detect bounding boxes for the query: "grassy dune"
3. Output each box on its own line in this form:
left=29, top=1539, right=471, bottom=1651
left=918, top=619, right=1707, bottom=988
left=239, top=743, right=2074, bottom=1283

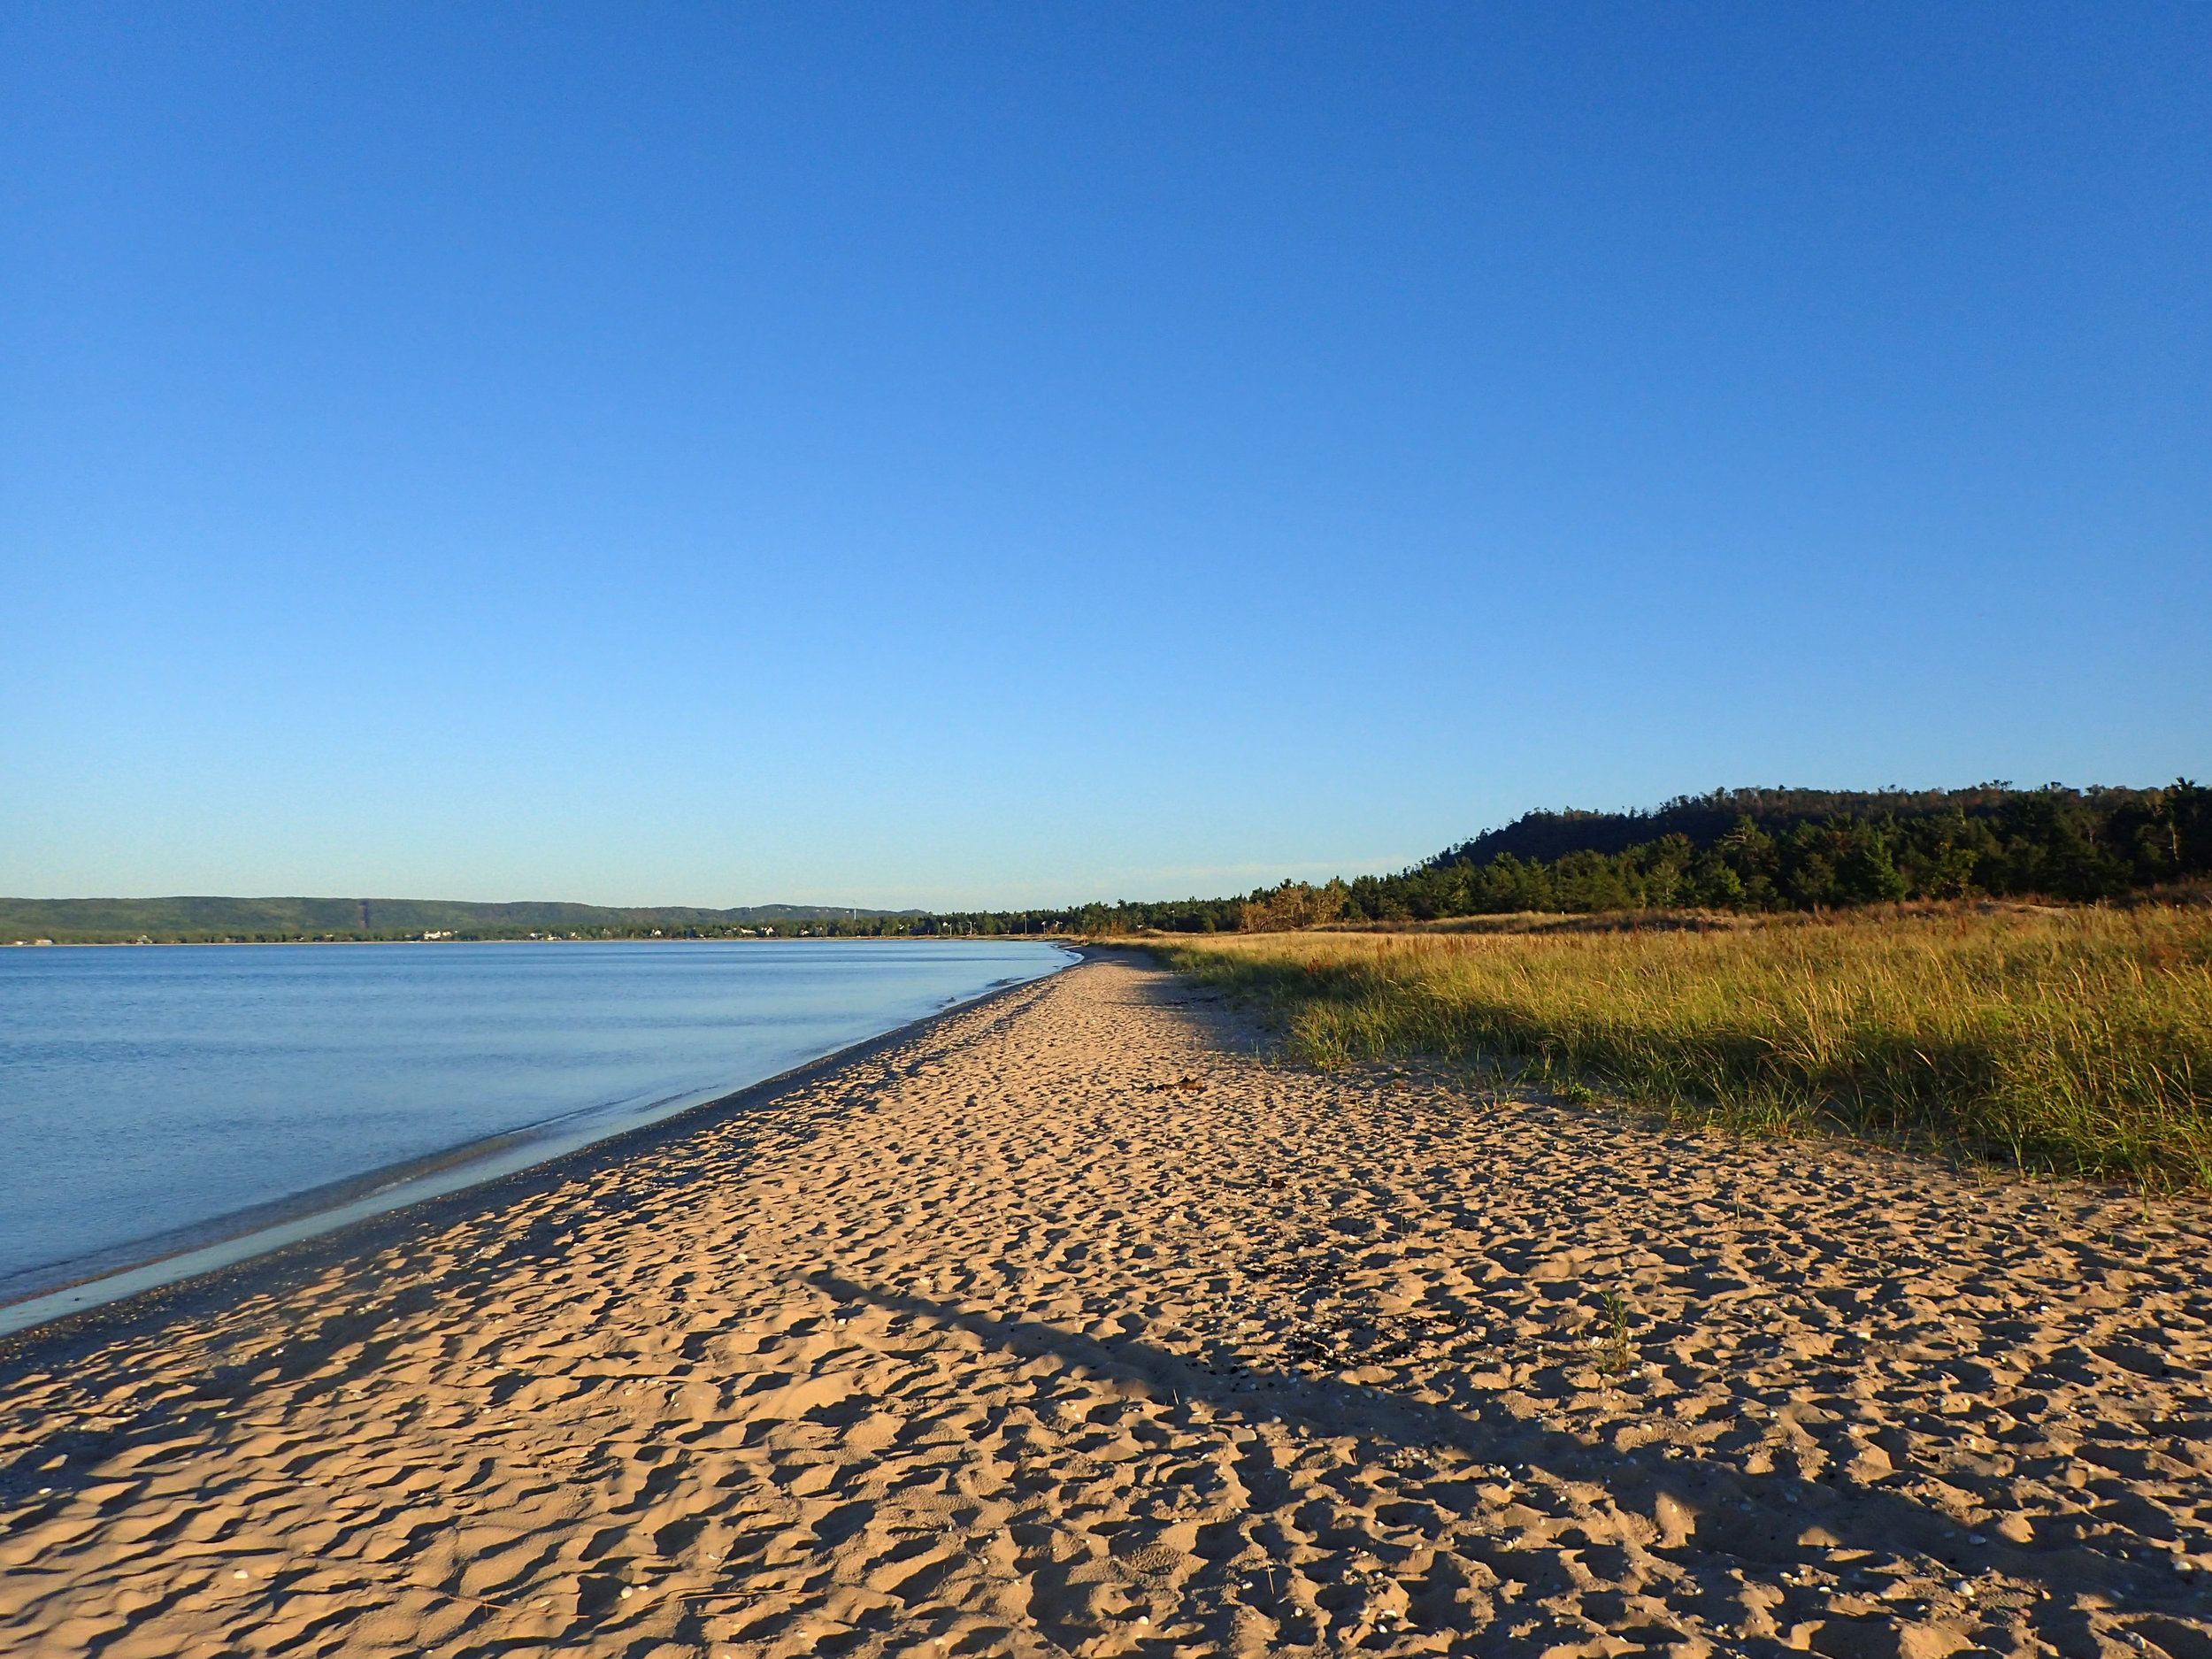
left=1150, top=904, right=2212, bottom=1189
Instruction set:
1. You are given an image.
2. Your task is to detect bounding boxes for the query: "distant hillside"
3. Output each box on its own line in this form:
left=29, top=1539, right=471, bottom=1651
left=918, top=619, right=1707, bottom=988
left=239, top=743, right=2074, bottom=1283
left=1352, top=780, right=2210, bottom=919
left=0, top=896, right=925, bottom=945
left=1429, top=784, right=2122, bottom=868
left=1054, top=780, right=2209, bottom=933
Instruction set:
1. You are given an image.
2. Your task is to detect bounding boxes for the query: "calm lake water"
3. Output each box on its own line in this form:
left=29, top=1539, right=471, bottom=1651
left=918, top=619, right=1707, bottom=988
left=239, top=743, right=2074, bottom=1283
left=0, top=940, right=1071, bottom=1308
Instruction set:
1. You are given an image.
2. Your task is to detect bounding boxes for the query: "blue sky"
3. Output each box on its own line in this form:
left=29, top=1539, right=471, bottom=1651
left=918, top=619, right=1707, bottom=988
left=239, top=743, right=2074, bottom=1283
left=4, top=4, right=2207, bottom=908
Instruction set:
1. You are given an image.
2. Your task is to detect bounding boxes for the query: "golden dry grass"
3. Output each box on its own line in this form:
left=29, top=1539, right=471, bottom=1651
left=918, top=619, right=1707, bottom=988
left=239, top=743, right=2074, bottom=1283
left=1148, top=904, right=2212, bottom=1188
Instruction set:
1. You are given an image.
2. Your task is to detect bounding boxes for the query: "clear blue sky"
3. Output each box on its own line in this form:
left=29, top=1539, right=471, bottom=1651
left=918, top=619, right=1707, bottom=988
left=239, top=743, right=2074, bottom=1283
left=5, top=4, right=2206, bottom=908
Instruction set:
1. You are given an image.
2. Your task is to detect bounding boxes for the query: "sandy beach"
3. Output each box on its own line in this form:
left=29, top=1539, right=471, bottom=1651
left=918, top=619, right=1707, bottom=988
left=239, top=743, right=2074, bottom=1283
left=4, top=951, right=2208, bottom=1658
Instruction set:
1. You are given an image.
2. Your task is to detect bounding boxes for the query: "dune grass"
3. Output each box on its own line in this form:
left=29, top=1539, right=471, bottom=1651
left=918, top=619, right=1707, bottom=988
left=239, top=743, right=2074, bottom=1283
left=1148, top=904, right=2212, bottom=1190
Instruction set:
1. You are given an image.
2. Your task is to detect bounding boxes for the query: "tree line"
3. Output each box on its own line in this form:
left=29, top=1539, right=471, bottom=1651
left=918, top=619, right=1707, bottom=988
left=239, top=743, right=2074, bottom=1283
left=1025, top=780, right=2212, bottom=933
left=14, top=782, right=2204, bottom=944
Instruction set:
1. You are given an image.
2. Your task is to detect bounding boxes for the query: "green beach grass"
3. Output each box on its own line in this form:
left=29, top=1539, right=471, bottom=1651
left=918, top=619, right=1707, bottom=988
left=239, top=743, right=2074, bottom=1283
left=1148, top=903, right=2212, bottom=1190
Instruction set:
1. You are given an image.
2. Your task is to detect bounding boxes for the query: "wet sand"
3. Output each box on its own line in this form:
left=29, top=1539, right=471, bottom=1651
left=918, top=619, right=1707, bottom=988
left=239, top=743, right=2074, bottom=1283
left=3, top=953, right=2208, bottom=1657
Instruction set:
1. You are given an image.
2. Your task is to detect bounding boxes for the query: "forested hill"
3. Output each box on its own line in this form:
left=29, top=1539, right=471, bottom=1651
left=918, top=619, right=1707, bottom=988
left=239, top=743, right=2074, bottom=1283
left=0, top=895, right=924, bottom=945
left=1344, top=780, right=2210, bottom=921
left=1433, top=785, right=2040, bottom=867
left=1055, top=780, right=2212, bottom=933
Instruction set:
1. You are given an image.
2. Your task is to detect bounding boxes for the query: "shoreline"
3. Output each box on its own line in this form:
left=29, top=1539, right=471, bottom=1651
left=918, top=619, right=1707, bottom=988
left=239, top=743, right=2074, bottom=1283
left=4, top=953, right=2207, bottom=1657
left=4, top=934, right=1080, bottom=948
left=0, top=950, right=1077, bottom=1346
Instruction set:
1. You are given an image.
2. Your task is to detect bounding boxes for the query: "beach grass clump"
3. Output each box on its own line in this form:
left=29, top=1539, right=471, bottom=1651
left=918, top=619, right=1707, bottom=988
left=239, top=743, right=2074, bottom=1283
left=1150, top=905, right=2212, bottom=1189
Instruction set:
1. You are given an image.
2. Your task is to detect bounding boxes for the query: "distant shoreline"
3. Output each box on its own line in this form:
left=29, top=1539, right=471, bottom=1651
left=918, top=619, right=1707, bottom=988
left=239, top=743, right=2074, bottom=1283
left=0, top=893, right=1069, bottom=949
left=4, top=934, right=1053, bottom=948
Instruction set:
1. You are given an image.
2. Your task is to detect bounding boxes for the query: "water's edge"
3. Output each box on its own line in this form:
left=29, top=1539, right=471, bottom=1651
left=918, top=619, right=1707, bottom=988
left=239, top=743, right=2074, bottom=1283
left=0, top=955, right=1076, bottom=1343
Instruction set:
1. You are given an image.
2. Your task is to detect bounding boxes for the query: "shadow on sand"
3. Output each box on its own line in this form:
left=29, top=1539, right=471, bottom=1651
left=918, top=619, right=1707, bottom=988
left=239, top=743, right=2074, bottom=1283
left=809, top=1270, right=2181, bottom=1656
